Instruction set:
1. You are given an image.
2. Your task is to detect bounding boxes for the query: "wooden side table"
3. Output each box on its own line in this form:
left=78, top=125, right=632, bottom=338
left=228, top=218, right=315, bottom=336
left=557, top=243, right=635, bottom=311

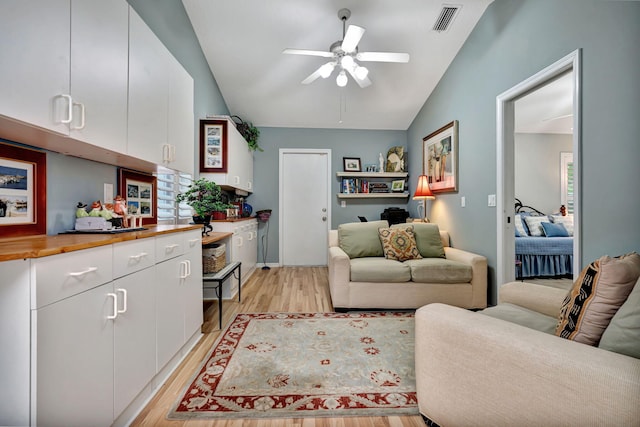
left=202, top=261, right=241, bottom=329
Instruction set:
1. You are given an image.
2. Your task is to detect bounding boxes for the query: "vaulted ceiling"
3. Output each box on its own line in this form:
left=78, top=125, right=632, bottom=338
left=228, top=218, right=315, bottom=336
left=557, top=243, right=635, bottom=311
left=182, top=0, right=494, bottom=130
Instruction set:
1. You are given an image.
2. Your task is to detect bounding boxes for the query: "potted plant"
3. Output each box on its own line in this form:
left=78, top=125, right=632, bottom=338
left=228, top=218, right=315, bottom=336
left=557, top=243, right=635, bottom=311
left=231, top=115, right=263, bottom=152
left=176, top=178, right=232, bottom=223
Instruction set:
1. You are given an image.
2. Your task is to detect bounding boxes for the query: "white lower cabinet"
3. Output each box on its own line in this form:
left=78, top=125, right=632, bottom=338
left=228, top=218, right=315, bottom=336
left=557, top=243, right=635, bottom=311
left=3, top=229, right=203, bottom=426
left=210, top=219, right=257, bottom=299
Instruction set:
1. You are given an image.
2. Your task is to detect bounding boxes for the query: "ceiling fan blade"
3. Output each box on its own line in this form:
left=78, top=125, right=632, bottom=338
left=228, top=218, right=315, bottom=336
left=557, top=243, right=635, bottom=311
left=345, top=65, right=372, bottom=88
left=341, top=25, right=365, bottom=53
left=356, top=52, right=410, bottom=63
left=301, top=63, right=328, bottom=85
left=283, top=48, right=334, bottom=58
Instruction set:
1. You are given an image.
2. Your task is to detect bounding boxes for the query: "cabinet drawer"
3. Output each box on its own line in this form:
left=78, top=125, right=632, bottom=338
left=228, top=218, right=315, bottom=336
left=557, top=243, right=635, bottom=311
left=183, top=229, right=202, bottom=253
left=34, top=245, right=113, bottom=309
left=155, top=233, right=184, bottom=263
left=113, top=238, right=156, bottom=279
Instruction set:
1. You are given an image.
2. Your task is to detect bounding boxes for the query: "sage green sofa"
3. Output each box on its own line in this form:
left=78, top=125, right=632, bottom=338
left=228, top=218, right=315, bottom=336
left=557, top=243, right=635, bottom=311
left=415, top=275, right=640, bottom=426
left=328, top=220, right=487, bottom=311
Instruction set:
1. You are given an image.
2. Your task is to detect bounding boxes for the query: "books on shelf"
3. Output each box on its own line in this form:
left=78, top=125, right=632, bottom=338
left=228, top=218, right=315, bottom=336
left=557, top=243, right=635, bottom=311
left=341, top=178, right=389, bottom=194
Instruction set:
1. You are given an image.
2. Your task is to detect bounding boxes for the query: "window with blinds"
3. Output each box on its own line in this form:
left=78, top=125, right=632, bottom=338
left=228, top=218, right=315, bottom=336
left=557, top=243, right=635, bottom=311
left=156, top=171, right=193, bottom=224
left=560, top=152, right=574, bottom=214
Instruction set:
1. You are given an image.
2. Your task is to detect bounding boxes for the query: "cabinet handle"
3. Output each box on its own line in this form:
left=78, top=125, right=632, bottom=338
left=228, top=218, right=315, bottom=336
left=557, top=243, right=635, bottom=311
left=162, top=144, right=170, bottom=163
left=188, top=238, right=200, bottom=247
left=247, top=232, right=254, bottom=241
left=129, top=252, right=148, bottom=261
left=179, top=260, right=191, bottom=279
left=165, top=244, right=180, bottom=254
left=58, top=94, right=73, bottom=124
left=117, top=288, right=128, bottom=314
left=71, top=102, right=86, bottom=130
left=234, top=176, right=240, bottom=185
left=248, top=181, right=252, bottom=190
left=170, top=145, right=176, bottom=162
left=68, top=266, right=98, bottom=277
left=107, top=293, right=118, bottom=320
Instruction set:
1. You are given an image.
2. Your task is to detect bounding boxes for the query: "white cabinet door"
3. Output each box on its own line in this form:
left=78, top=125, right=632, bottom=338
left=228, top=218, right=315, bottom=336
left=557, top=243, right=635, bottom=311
left=127, top=8, right=169, bottom=166
left=69, top=0, right=129, bottom=153
left=0, top=0, right=70, bottom=135
left=113, top=267, right=156, bottom=418
left=0, top=260, right=30, bottom=427
left=34, top=283, right=115, bottom=427
left=155, top=257, right=185, bottom=370
left=167, top=55, right=195, bottom=174
left=183, top=231, right=203, bottom=338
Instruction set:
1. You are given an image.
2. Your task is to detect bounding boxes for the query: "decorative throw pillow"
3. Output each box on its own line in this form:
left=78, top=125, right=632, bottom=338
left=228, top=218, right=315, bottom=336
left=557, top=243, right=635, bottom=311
left=393, top=222, right=445, bottom=258
left=378, top=226, right=422, bottom=261
left=598, top=277, right=640, bottom=358
left=524, top=215, right=551, bottom=237
left=555, top=252, right=640, bottom=346
left=338, top=220, right=389, bottom=258
left=551, top=214, right=574, bottom=236
left=514, top=214, right=529, bottom=236
left=541, top=222, right=569, bottom=237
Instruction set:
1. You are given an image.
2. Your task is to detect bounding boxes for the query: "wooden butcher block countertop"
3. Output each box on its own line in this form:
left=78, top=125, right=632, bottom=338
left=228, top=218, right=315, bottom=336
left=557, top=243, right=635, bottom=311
left=0, top=224, right=203, bottom=261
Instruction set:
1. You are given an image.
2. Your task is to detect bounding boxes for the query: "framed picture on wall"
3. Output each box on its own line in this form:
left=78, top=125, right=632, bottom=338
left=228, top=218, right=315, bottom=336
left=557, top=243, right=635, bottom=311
left=200, top=119, right=228, bottom=173
left=423, top=120, right=459, bottom=193
left=0, top=142, right=46, bottom=237
left=391, top=179, right=405, bottom=192
left=118, top=169, right=156, bottom=225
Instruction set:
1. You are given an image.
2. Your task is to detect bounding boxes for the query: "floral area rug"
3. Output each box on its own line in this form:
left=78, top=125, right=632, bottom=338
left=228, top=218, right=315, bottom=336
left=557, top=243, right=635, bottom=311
left=168, top=312, right=417, bottom=420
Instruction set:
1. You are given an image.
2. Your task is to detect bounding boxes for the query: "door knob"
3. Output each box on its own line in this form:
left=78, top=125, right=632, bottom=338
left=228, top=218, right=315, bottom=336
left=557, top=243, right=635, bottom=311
left=322, top=216, right=327, bottom=221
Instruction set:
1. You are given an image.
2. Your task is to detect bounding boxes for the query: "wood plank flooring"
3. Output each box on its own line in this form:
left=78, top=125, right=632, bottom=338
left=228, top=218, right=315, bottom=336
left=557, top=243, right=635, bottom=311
left=130, top=266, right=426, bottom=427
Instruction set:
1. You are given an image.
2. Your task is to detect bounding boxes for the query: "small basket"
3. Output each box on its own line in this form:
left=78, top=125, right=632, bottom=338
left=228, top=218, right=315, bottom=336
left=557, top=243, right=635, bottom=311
left=203, top=243, right=226, bottom=273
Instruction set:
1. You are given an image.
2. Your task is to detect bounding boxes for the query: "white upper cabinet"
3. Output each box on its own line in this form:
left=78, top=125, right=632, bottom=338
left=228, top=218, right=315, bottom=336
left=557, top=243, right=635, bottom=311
left=69, top=0, right=129, bottom=153
left=0, top=0, right=71, bottom=135
left=167, top=54, right=195, bottom=175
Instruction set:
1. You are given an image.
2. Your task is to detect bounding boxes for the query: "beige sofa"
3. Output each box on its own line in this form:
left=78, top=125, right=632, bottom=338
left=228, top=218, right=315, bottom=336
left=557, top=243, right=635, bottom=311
left=328, top=220, right=487, bottom=311
left=415, top=279, right=640, bottom=426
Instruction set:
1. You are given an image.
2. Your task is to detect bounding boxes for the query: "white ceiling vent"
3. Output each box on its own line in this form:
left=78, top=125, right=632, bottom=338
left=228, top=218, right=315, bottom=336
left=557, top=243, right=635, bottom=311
left=432, top=5, right=461, bottom=32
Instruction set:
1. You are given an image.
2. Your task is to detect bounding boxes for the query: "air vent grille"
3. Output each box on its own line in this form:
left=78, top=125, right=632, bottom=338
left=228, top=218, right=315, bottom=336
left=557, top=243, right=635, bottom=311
left=433, top=5, right=460, bottom=32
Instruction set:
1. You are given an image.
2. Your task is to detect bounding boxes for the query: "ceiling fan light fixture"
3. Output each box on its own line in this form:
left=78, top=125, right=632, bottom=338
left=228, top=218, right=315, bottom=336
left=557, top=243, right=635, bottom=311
left=340, top=55, right=354, bottom=69
left=354, top=65, right=369, bottom=80
left=319, top=62, right=335, bottom=78
left=336, top=70, right=348, bottom=87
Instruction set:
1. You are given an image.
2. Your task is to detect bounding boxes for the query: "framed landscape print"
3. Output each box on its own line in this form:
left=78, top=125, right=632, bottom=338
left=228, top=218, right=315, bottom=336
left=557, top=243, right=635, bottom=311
left=0, top=142, right=46, bottom=237
left=200, top=119, right=228, bottom=173
left=118, top=169, right=156, bottom=225
left=343, top=157, right=362, bottom=172
left=423, top=120, right=459, bottom=193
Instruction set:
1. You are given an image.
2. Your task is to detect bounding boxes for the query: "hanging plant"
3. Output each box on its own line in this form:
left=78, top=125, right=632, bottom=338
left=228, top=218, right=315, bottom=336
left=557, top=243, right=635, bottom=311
left=231, top=115, right=263, bottom=152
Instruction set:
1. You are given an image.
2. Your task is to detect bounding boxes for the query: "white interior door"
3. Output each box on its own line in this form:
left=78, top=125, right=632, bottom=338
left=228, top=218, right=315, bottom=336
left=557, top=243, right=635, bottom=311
left=279, top=149, right=331, bottom=266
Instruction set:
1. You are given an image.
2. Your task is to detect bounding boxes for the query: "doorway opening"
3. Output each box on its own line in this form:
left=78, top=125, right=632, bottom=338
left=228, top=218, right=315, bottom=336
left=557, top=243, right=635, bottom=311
left=496, top=49, right=582, bottom=289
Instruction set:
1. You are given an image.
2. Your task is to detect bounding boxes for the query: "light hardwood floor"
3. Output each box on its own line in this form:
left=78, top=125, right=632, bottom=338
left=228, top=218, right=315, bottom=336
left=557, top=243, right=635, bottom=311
left=130, top=266, right=426, bottom=427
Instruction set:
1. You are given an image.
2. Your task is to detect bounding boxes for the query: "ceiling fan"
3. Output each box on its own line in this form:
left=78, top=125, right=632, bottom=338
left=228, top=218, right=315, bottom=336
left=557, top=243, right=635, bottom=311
left=282, top=8, right=410, bottom=88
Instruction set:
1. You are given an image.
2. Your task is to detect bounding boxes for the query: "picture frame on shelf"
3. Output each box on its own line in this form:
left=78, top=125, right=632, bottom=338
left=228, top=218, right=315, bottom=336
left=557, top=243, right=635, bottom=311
left=391, top=179, right=405, bottom=192
left=118, top=169, right=157, bottom=225
left=200, top=119, right=228, bottom=173
left=364, top=164, right=378, bottom=172
left=0, top=142, right=46, bottom=237
left=343, top=157, right=362, bottom=172
left=423, top=120, right=459, bottom=193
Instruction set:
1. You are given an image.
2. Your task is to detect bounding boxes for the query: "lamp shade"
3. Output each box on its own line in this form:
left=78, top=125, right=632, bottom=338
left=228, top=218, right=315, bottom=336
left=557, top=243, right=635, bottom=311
left=412, top=175, right=435, bottom=200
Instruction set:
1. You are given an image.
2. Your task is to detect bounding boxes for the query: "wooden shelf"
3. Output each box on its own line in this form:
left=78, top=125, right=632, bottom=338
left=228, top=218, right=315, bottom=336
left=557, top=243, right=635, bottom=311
left=336, top=171, right=408, bottom=178
left=337, top=192, right=409, bottom=199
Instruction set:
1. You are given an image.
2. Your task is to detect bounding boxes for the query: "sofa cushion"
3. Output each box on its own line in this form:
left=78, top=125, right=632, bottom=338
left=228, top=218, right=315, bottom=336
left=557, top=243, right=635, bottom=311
left=393, top=222, right=445, bottom=258
left=405, top=258, right=473, bottom=283
left=378, top=226, right=422, bottom=261
left=598, top=277, right=640, bottom=358
left=349, top=257, right=411, bottom=282
left=555, top=252, right=640, bottom=346
left=338, top=220, right=388, bottom=258
left=481, top=303, right=558, bottom=334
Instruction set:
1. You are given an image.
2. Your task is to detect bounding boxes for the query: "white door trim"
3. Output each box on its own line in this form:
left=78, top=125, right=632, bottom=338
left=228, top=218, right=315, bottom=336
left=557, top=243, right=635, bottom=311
left=496, top=49, right=582, bottom=289
left=278, top=148, right=332, bottom=266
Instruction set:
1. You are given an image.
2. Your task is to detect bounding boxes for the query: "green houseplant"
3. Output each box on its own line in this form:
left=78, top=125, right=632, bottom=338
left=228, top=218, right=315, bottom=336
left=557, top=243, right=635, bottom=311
left=176, top=178, right=232, bottom=221
left=231, top=115, right=262, bottom=152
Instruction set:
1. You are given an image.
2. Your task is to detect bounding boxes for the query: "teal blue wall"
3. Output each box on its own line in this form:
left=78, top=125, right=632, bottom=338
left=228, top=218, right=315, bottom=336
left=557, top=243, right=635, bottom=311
left=407, top=0, right=640, bottom=303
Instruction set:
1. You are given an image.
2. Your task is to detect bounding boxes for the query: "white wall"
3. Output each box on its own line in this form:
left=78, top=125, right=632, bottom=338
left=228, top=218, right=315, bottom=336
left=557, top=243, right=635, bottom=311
left=515, top=133, right=572, bottom=215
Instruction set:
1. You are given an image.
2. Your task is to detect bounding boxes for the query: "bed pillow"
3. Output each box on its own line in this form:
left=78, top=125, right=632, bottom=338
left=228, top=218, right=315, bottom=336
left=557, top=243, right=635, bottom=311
left=551, top=214, right=574, bottom=236
left=514, top=214, right=529, bottom=236
left=378, top=226, right=422, bottom=261
left=555, top=252, right=640, bottom=346
left=524, top=215, right=551, bottom=237
left=338, top=220, right=389, bottom=258
left=542, top=222, right=569, bottom=237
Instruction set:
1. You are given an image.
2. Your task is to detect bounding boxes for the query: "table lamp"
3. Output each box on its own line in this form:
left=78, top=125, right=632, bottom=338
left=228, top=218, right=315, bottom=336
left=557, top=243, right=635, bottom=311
left=412, top=175, right=435, bottom=222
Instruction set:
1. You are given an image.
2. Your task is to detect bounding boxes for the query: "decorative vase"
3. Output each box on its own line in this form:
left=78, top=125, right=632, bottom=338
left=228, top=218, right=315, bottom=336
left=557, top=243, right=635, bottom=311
left=212, top=211, right=227, bottom=220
